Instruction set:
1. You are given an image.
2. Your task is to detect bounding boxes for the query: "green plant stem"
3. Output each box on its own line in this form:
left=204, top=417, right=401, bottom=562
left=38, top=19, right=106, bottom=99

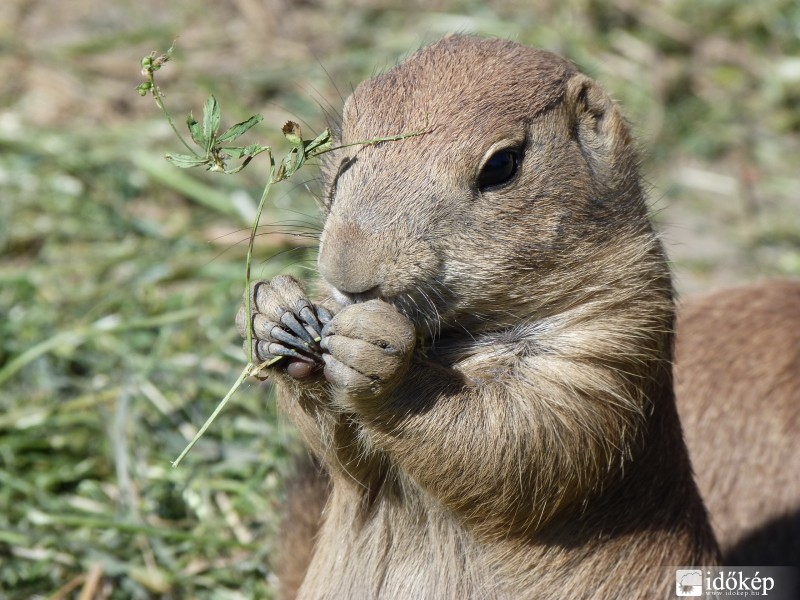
left=244, top=152, right=277, bottom=364
left=147, top=70, right=196, bottom=155
left=322, top=114, right=431, bottom=155
left=171, top=358, right=278, bottom=468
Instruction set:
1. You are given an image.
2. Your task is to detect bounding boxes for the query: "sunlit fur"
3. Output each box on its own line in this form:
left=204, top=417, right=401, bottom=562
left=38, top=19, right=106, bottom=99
left=270, top=36, right=720, bottom=599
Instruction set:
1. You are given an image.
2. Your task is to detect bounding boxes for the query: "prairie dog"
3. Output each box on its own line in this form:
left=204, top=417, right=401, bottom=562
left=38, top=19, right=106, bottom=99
left=675, top=279, right=800, bottom=565
left=237, top=35, right=720, bottom=598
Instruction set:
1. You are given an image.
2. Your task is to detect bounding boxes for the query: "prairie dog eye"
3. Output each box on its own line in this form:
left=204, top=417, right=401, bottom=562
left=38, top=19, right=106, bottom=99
left=477, top=148, right=519, bottom=190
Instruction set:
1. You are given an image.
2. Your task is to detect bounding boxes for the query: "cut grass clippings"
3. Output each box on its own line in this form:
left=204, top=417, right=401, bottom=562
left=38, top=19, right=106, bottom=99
left=1, top=1, right=799, bottom=598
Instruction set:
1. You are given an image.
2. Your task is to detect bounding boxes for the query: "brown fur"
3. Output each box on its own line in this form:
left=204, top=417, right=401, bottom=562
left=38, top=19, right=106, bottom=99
left=250, top=36, right=723, bottom=599
left=276, top=455, right=330, bottom=599
left=276, top=279, right=800, bottom=592
left=675, top=279, right=800, bottom=566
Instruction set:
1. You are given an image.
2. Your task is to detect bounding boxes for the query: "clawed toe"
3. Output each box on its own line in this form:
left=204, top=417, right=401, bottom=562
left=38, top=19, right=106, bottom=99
left=269, top=325, right=313, bottom=353
left=299, top=305, right=323, bottom=336
left=268, top=342, right=318, bottom=363
left=316, top=305, right=333, bottom=324
left=280, top=310, right=315, bottom=345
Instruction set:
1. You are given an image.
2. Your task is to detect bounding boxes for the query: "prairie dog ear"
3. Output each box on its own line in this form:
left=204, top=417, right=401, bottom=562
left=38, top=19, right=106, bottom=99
left=565, top=73, right=634, bottom=186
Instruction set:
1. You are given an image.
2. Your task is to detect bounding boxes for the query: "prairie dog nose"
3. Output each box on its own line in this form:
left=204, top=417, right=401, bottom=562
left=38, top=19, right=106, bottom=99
left=328, top=285, right=382, bottom=306
left=318, top=221, right=387, bottom=297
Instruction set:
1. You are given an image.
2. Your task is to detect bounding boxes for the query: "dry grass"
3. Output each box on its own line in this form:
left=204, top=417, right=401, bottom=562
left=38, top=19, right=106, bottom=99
left=1, top=0, right=798, bottom=597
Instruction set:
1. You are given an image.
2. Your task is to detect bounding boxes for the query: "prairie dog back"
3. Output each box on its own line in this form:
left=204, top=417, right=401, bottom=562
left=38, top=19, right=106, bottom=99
left=676, top=279, right=800, bottom=565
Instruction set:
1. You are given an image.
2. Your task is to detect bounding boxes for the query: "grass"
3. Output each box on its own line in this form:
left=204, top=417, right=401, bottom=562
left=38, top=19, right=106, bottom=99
left=1, top=0, right=799, bottom=598
left=0, top=116, right=312, bottom=598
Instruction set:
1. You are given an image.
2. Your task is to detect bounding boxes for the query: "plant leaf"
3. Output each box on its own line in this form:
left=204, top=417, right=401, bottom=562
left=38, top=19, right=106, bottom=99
left=202, top=95, right=221, bottom=152
left=239, top=143, right=267, bottom=158
left=186, top=112, right=205, bottom=147
left=218, top=114, right=263, bottom=143
left=277, top=148, right=304, bottom=180
left=165, top=39, right=177, bottom=59
left=165, top=153, right=209, bottom=169
left=304, top=128, right=333, bottom=157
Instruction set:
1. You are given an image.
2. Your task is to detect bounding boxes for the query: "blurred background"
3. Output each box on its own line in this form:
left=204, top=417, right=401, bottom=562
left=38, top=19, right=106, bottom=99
left=1, top=0, right=798, bottom=597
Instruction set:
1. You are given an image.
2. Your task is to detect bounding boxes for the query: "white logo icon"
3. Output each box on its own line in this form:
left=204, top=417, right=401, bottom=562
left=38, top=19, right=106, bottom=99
left=676, top=570, right=703, bottom=596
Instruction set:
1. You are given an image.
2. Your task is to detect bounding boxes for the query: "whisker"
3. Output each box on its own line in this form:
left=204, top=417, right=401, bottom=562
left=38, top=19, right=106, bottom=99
left=254, top=221, right=322, bottom=234
left=266, top=206, right=323, bottom=228
left=252, top=232, right=320, bottom=242
left=416, top=287, right=442, bottom=344
left=311, top=54, right=347, bottom=117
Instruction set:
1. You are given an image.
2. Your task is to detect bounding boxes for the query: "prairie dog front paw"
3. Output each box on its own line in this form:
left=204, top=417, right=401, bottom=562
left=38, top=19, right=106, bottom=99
left=235, top=275, right=332, bottom=378
left=320, top=300, right=415, bottom=401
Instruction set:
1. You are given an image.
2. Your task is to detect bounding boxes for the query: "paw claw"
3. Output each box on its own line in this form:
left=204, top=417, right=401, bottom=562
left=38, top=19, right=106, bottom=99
left=316, top=305, right=333, bottom=325
left=269, top=342, right=316, bottom=362
left=299, top=306, right=323, bottom=336
left=281, top=311, right=315, bottom=345
left=269, top=325, right=309, bottom=352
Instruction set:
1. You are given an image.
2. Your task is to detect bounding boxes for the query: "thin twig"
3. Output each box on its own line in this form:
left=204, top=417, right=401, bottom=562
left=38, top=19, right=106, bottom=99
left=171, top=358, right=277, bottom=468
left=245, top=153, right=276, bottom=365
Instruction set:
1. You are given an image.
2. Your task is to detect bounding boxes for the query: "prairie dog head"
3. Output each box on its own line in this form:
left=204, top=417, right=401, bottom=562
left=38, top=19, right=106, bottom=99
left=318, top=36, right=665, bottom=336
